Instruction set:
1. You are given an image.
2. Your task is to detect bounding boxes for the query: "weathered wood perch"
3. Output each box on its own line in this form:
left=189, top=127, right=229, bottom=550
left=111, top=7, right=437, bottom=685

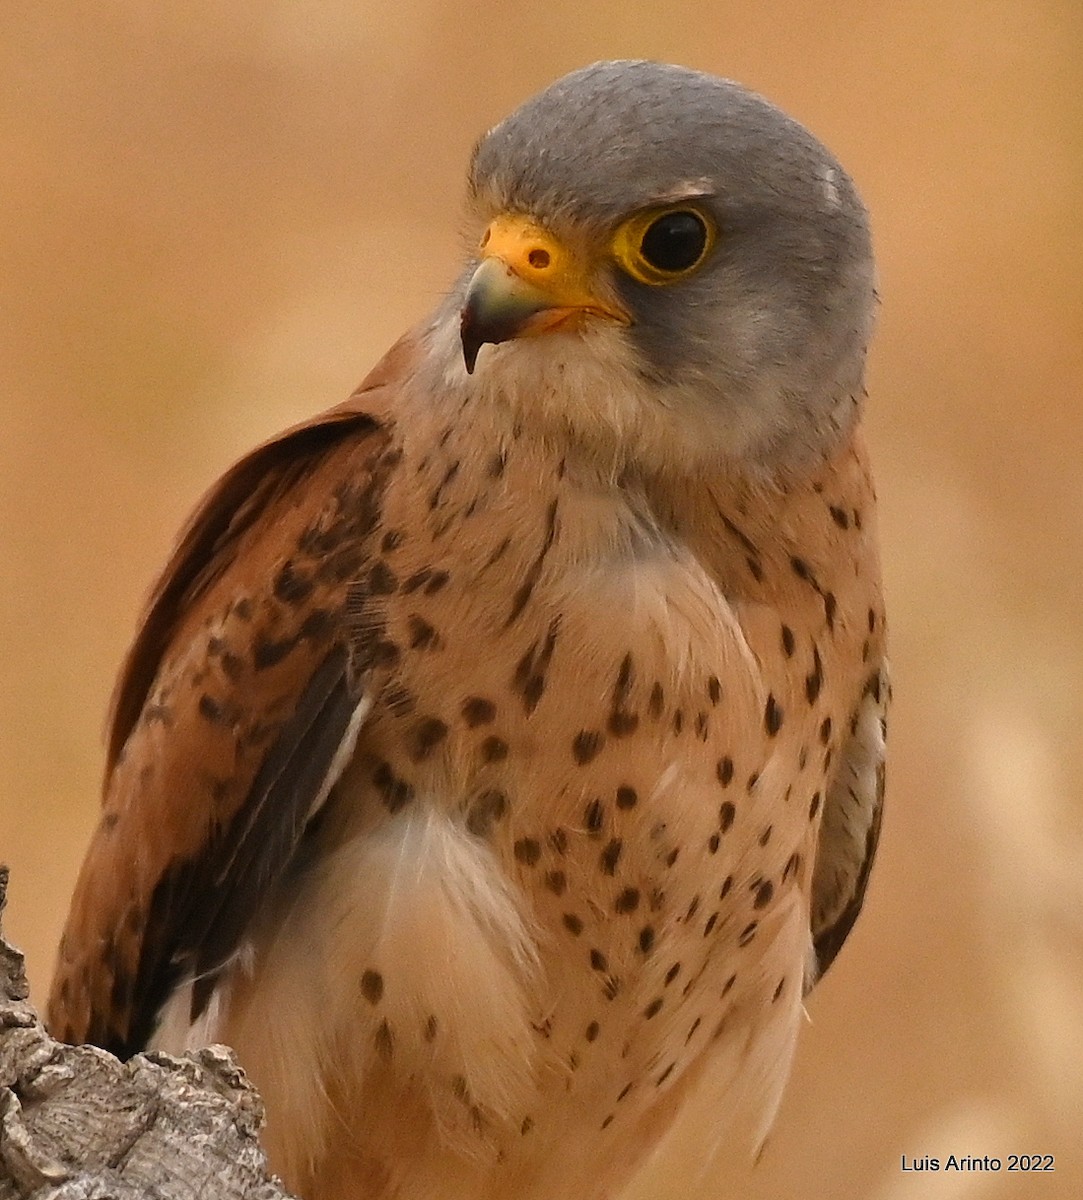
left=0, top=867, right=295, bottom=1199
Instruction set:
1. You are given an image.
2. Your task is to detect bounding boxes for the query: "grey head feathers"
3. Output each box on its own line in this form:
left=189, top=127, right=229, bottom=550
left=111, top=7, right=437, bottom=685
left=463, top=60, right=876, bottom=469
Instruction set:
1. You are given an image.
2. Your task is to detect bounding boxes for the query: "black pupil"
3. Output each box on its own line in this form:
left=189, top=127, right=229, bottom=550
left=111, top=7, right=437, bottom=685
left=639, top=211, right=707, bottom=273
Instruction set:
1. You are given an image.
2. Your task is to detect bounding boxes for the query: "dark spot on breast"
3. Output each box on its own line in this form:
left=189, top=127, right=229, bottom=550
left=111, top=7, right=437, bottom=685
left=381, top=529, right=404, bottom=553
left=644, top=997, right=664, bottom=1019
left=220, top=651, right=244, bottom=681
left=425, top=1014, right=439, bottom=1041
left=707, top=676, right=722, bottom=705
left=600, top=839, right=623, bottom=875
left=407, top=615, right=438, bottom=650
left=746, top=556, right=764, bottom=582
left=585, top=1020, right=600, bottom=1042
left=753, top=880, right=774, bottom=909
left=719, top=875, right=733, bottom=900
left=373, top=760, right=415, bottom=812
left=707, top=833, right=720, bottom=854
left=773, top=977, right=786, bottom=1002
left=573, top=730, right=605, bottom=764
left=824, top=592, right=837, bottom=630
left=829, top=505, right=850, bottom=529
left=411, top=717, right=449, bottom=761
left=462, top=696, right=496, bottom=726
left=665, top=962, right=681, bottom=986
left=615, top=785, right=637, bottom=810
left=746, top=771, right=760, bottom=792
left=563, top=913, right=584, bottom=935
left=513, top=619, right=560, bottom=716
left=549, top=827, right=568, bottom=854
left=590, top=948, right=608, bottom=972
left=672, top=709, right=684, bottom=735
left=722, top=973, right=737, bottom=996
left=361, top=969, right=384, bottom=1004
left=764, top=694, right=783, bottom=736
left=607, top=710, right=639, bottom=737
left=738, top=922, right=758, bottom=947
left=466, top=789, right=507, bottom=837
left=638, top=926, right=655, bottom=954
left=819, top=716, right=833, bottom=744
left=402, top=568, right=432, bottom=593
left=489, top=450, right=507, bottom=478
left=545, top=869, right=567, bottom=895
left=719, top=801, right=736, bottom=832
left=809, top=791, right=822, bottom=819
left=368, top=560, right=398, bottom=595
left=522, top=675, right=545, bottom=713
left=584, top=799, right=604, bottom=835
left=424, top=570, right=451, bottom=595
left=648, top=682, right=664, bottom=718
left=781, top=624, right=796, bottom=657
left=232, top=597, right=254, bottom=621
left=514, top=837, right=542, bottom=866
left=480, top=735, right=508, bottom=763
left=507, top=499, right=558, bottom=625
left=717, top=757, right=734, bottom=786
left=374, top=1019, right=394, bottom=1058
left=428, top=461, right=461, bottom=509
left=703, top=912, right=719, bottom=936
left=806, top=647, right=824, bottom=704
left=614, top=887, right=640, bottom=914
left=791, top=555, right=813, bottom=582
left=783, top=852, right=801, bottom=882
left=758, top=825, right=773, bottom=846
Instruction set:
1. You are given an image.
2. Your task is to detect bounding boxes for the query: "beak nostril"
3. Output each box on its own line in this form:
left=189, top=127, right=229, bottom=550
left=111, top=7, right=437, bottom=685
left=527, top=248, right=551, bottom=270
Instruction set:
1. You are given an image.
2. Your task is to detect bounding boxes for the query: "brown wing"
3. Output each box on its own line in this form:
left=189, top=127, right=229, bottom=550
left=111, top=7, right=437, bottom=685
left=47, top=335, right=414, bottom=1056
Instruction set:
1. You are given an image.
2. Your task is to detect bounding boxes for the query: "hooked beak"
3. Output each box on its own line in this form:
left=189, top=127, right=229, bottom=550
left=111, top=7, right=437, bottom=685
left=460, top=214, right=630, bottom=373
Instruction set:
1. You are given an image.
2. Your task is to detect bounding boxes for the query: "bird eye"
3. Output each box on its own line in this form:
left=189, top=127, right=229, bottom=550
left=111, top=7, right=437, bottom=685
left=612, top=205, right=717, bottom=286
left=640, top=211, right=709, bottom=273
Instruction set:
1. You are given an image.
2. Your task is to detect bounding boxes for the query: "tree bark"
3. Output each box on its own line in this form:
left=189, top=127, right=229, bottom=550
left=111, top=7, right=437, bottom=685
left=0, top=868, right=294, bottom=1199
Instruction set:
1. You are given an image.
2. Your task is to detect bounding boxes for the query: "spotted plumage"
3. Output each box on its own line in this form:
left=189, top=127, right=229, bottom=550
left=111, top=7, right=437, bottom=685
left=49, top=60, right=887, bottom=1200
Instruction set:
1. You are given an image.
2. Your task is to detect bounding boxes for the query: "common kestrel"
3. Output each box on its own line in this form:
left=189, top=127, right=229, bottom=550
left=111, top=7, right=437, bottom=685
left=49, top=60, right=887, bottom=1200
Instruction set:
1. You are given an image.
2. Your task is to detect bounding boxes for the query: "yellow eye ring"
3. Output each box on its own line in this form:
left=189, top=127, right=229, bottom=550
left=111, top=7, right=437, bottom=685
left=611, top=205, right=717, bottom=286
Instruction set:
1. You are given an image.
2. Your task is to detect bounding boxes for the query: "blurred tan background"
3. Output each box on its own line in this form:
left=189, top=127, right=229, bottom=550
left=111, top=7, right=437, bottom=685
left=2, top=2, right=1081, bottom=1197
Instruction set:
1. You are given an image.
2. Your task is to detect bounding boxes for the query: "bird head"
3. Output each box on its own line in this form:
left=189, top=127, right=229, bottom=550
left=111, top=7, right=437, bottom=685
left=446, top=61, right=875, bottom=476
